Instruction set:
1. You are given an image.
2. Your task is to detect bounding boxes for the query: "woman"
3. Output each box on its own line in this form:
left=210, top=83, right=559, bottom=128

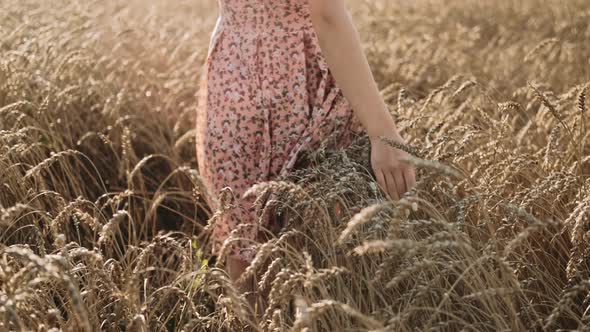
left=195, top=0, right=416, bottom=316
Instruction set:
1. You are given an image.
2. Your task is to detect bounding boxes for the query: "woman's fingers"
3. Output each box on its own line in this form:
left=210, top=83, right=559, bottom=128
left=374, top=167, right=397, bottom=201
left=384, top=170, right=400, bottom=201
left=392, top=168, right=407, bottom=197
left=374, top=167, right=388, bottom=197
left=404, top=166, right=416, bottom=192
left=374, top=165, right=416, bottom=201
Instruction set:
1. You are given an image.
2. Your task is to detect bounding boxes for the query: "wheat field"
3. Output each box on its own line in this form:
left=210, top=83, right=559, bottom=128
left=1, top=0, right=589, bottom=331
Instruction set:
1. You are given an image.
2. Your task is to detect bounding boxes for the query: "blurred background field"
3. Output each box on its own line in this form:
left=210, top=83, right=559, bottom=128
left=1, top=0, right=590, bottom=331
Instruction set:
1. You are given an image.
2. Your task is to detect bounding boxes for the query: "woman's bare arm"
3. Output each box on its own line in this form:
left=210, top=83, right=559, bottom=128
left=309, top=0, right=398, bottom=141
left=309, top=0, right=416, bottom=200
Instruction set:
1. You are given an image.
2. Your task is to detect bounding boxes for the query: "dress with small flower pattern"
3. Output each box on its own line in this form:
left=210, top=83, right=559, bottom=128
left=195, top=0, right=364, bottom=263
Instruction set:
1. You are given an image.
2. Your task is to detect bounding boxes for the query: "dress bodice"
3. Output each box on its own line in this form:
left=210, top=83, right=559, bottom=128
left=216, top=0, right=313, bottom=35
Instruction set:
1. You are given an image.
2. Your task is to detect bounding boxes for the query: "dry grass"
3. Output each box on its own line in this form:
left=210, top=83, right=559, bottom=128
left=1, top=0, right=590, bottom=331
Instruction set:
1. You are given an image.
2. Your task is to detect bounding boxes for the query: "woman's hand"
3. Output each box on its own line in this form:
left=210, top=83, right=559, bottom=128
left=370, top=132, right=416, bottom=201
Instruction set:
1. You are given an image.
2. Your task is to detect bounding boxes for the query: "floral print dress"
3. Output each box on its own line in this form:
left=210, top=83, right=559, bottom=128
left=195, top=0, right=364, bottom=263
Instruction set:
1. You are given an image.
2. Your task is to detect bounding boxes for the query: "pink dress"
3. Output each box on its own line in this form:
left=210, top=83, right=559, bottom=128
left=195, top=0, right=364, bottom=263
